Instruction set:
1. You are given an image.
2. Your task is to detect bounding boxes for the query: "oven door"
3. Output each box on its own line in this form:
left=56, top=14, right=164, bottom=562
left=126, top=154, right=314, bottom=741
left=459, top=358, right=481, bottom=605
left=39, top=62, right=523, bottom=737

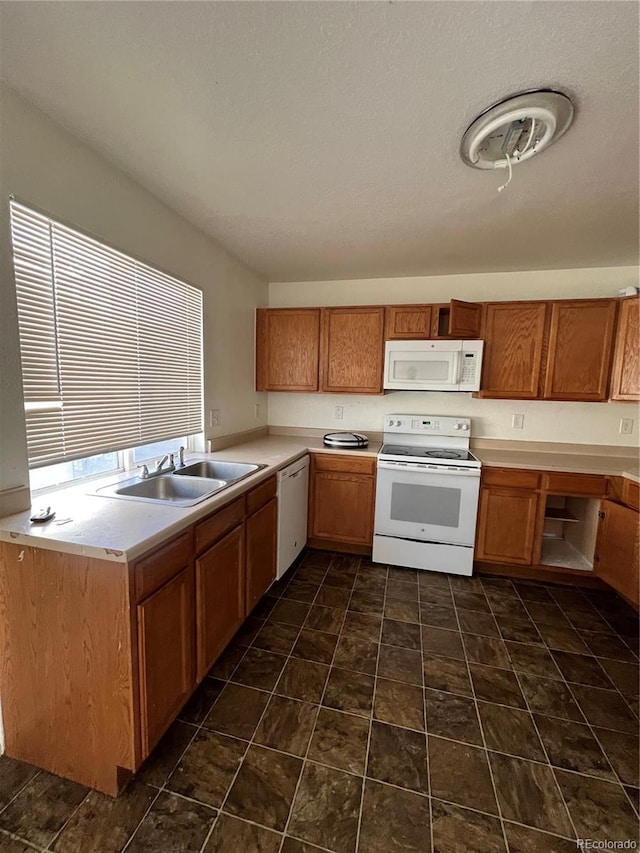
left=374, top=461, right=481, bottom=546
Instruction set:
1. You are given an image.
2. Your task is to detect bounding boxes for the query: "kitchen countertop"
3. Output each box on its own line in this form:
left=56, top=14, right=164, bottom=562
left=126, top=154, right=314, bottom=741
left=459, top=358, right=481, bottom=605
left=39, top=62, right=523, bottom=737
left=472, top=444, right=639, bottom=482
left=0, top=432, right=635, bottom=563
left=0, top=435, right=381, bottom=563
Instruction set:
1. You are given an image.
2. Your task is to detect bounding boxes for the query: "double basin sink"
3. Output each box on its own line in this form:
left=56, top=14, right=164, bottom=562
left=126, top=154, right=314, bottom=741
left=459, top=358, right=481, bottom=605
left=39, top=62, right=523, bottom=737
left=95, top=460, right=266, bottom=507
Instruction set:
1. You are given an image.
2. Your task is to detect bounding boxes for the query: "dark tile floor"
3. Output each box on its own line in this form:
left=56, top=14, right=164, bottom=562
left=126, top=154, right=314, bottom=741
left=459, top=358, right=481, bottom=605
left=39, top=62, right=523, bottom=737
left=1, top=550, right=639, bottom=853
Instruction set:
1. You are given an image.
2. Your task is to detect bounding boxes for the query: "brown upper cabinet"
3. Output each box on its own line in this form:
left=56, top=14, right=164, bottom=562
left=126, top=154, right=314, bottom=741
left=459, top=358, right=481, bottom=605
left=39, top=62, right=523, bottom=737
left=610, top=296, right=640, bottom=402
left=543, top=299, right=617, bottom=401
left=256, top=308, right=320, bottom=391
left=320, top=306, right=385, bottom=394
left=384, top=299, right=481, bottom=340
left=479, top=301, right=548, bottom=398
left=385, top=305, right=432, bottom=339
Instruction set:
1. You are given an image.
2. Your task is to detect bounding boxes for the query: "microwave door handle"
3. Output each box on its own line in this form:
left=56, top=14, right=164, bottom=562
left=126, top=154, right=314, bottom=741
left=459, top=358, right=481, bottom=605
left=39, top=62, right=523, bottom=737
left=451, top=350, right=462, bottom=384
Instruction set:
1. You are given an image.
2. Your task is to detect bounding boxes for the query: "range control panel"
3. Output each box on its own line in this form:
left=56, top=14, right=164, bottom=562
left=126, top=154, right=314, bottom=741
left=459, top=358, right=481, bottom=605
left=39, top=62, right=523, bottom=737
left=384, top=414, right=471, bottom=436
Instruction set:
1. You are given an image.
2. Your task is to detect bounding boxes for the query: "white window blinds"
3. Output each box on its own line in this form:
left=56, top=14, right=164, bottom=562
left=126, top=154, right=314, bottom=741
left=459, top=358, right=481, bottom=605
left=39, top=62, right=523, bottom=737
left=10, top=201, right=203, bottom=468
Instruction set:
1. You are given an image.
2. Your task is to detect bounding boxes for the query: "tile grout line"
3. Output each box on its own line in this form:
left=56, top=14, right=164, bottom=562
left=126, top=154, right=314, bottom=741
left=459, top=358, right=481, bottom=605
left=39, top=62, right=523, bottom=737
left=201, top=552, right=333, bottom=853
left=451, top=575, right=512, bottom=853
left=418, top=574, right=435, bottom=853
left=510, top=582, right=636, bottom=838
left=276, top=552, right=364, bottom=853
left=352, top=559, right=388, bottom=853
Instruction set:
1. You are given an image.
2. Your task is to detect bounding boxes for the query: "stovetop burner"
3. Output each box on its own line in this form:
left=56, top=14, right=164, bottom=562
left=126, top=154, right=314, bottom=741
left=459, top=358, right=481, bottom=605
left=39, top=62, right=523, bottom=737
left=379, top=443, right=478, bottom=463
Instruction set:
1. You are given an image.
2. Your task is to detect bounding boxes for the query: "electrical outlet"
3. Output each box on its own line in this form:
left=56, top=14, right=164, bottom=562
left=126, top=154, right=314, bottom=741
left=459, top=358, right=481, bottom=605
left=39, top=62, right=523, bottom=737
left=620, top=418, right=634, bottom=435
left=209, top=409, right=220, bottom=427
left=335, top=405, right=344, bottom=420
left=512, top=413, right=524, bottom=430
left=254, top=403, right=261, bottom=419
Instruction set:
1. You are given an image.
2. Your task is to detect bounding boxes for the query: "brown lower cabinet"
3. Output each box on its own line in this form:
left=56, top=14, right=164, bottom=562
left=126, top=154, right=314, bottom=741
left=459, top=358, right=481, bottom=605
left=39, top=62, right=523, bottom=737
left=138, top=567, right=195, bottom=756
left=475, top=467, right=638, bottom=606
left=246, top=496, right=278, bottom=612
left=594, top=497, right=639, bottom=607
left=0, top=474, right=278, bottom=796
left=195, top=524, right=244, bottom=683
left=475, top=468, right=542, bottom=565
left=308, top=452, right=376, bottom=554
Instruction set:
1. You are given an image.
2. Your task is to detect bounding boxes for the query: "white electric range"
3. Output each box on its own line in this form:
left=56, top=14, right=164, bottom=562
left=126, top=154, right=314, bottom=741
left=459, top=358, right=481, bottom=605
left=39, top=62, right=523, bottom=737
left=372, top=414, right=482, bottom=576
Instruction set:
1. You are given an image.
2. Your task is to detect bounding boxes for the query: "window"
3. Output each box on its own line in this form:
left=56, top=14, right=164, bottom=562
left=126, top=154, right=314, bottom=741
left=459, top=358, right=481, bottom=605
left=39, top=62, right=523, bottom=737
left=9, top=201, right=204, bottom=471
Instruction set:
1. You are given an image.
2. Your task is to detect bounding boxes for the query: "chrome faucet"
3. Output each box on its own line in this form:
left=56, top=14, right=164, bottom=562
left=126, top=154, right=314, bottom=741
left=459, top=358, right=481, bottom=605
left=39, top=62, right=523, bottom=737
left=137, top=448, right=184, bottom=479
left=154, top=454, right=175, bottom=475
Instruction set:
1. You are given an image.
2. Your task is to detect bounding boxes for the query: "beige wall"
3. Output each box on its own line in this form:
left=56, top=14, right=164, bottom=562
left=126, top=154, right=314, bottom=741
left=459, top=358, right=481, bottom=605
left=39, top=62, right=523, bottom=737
left=268, top=271, right=640, bottom=447
left=0, top=84, right=268, bottom=513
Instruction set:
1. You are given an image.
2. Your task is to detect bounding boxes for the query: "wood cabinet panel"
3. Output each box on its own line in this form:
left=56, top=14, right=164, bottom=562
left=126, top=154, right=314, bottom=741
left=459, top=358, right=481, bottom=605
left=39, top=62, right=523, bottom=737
left=138, top=567, right=195, bottom=757
left=595, top=499, right=639, bottom=607
left=309, top=470, right=375, bottom=546
left=610, top=296, right=640, bottom=401
left=195, top=525, right=245, bottom=682
left=385, top=305, right=432, bottom=339
left=195, top=497, right=245, bottom=555
left=320, top=307, right=385, bottom=394
left=246, top=498, right=278, bottom=613
left=311, top=453, right=376, bottom=475
left=622, top=478, right=640, bottom=512
left=476, top=487, right=540, bottom=565
left=543, top=472, right=608, bottom=497
left=256, top=308, right=320, bottom=391
left=544, top=299, right=617, bottom=401
left=134, top=532, right=192, bottom=601
left=481, top=468, right=540, bottom=489
left=448, top=299, right=482, bottom=337
left=246, top=476, right=277, bottom=515
left=479, top=302, right=548, bottom=398
left=0, top=544, right=135, bottom=795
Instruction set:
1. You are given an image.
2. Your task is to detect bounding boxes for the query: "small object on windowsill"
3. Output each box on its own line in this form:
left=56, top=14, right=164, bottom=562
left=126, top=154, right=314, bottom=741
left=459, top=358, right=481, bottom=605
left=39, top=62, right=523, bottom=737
left=30, top=506, right=55, bottom=524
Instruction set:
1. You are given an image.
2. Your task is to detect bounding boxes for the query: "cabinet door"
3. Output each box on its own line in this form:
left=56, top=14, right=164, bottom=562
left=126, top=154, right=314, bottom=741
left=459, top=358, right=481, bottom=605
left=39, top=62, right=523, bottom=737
left=448, top=299, right=482, bottom=337
left=256, top=308, right=320, bottom=391
left=610, top=296, right=640, bottom=401
left=138, top=568, right=195, bottom=757
left=476, top=487, right=540, bottom=565
left=479, top=302, right=548, bottom=398
left=544, top=299, right=617, bottom=401
left=246, top=498, right=278, bottom=613
left=195, top=525, right=245, bottom=682
left=320, top=307, right=385, bottom=393
left=310, top=471, right=375, bottom=545
left=594, top=500, right=639, bottom=606
left=385, top=305, right=432, bottom=339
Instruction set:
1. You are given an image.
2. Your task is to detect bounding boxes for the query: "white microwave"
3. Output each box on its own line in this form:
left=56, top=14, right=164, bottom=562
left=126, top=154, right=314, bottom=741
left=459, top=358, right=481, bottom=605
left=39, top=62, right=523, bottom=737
left=384, top=340, right=484, bottom=392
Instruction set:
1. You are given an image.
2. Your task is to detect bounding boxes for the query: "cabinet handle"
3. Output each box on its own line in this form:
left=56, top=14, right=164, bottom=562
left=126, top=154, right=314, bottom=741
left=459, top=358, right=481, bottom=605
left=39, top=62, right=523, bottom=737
left=598, top=511, right=606, bottom=519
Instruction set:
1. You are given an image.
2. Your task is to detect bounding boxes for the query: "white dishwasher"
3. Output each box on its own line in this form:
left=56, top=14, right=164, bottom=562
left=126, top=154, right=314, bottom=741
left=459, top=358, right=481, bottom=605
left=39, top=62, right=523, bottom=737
left=276, top=455, right=310, bottom=578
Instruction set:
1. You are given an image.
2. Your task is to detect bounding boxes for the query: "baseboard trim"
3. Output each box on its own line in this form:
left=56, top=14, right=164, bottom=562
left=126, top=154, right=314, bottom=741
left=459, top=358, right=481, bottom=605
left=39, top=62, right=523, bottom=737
left=307, top=537, right=371, bottom=556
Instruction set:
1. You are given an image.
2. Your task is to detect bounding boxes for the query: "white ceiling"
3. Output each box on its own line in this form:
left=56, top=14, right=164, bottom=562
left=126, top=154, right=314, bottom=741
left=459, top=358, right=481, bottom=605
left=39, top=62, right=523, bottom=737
left=1, top=1, right=638, bottom=282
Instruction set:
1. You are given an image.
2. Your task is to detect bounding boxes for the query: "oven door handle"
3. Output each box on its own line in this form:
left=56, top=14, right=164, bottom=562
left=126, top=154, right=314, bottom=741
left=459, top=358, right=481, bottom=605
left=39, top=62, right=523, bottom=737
left=377, top=460, right=481, bottom=476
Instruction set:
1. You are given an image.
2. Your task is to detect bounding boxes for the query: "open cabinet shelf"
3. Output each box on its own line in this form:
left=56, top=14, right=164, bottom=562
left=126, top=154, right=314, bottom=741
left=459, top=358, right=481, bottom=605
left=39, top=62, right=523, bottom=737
left=544, top=507, right=579, bottom=523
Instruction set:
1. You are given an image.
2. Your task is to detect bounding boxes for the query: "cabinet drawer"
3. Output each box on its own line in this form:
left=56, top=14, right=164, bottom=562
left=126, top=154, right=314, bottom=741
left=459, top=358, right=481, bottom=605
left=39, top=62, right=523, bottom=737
left=246, top=476, right=277, bottom=515
left=543, top=472, right=607, bottom=496
left=134, top=532, right=191, bottom=602
left=481, top=468, right=540, bottom=490
left=312, top=453, right=376, bottom=476
left=195, top=497, right=245, bottom=554
left=622, top=478, right=640, bottom=512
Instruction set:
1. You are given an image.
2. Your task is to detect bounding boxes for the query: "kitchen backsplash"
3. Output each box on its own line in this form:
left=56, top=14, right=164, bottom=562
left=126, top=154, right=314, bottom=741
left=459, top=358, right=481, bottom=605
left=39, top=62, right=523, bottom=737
left=267, top=392, right=639, bottom=447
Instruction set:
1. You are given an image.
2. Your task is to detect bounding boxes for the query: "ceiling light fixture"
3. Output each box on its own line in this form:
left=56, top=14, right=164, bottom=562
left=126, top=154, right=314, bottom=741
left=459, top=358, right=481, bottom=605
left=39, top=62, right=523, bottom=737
left=460, top=89, right=574, bottom=191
